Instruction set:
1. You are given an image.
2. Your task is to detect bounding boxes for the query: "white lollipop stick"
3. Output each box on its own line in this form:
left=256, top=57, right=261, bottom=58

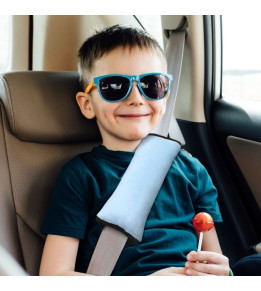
left=197, top=232, right=203, bottom=252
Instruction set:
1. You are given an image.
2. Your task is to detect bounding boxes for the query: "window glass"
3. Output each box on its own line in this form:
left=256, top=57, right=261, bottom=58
left=135, top=15, right=163, bottom=48
left=0, top=15, right=11, bottom=73
left=222, top=16, right=261, bottom=100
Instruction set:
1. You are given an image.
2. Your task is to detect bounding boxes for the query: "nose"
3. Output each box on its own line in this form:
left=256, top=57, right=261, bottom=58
left=125, top=82, right=145, bottom=106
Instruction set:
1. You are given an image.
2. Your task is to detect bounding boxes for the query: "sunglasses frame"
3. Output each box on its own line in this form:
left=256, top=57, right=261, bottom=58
left=85, top=72, right=173, bottom=103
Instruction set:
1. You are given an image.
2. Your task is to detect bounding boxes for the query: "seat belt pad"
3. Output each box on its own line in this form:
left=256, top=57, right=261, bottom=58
left=97, top=135, right=181, bottom=245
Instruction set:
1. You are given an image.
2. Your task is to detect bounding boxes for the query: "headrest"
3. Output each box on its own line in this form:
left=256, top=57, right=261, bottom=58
left=0, top=71, right=101, bottom=143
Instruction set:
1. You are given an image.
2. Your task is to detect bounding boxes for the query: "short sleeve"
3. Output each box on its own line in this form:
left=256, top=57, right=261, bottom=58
left=192, top=159, right=222, bottom=223
left=41, top=161, right=90, bottom=239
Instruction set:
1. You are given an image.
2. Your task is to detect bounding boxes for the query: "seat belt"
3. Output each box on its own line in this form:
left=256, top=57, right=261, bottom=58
left=87, top=30, right=186, bottom=276
left=151, top=30, right=186, bottom=144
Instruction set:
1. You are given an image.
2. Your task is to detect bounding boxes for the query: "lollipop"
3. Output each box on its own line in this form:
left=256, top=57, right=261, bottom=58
left=193, top=212, right=214, bottom=251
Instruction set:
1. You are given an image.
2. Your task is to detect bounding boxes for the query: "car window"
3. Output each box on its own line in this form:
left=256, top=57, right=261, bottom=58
left=0, top=15, right=11, bottom=73
left=222, top=15, right=261, bottom=100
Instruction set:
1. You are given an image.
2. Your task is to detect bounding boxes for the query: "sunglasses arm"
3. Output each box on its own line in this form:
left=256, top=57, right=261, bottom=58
left=85, top=80, right=94, bottom=94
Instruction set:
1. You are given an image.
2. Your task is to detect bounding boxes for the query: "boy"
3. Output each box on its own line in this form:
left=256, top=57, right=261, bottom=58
left=40, top=25, right=230, bottom=276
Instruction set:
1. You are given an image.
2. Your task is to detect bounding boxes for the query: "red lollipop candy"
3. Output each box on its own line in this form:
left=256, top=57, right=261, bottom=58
left=193, top=212, right=214, bottom=232
left=193, top=212, right=214, bottom=251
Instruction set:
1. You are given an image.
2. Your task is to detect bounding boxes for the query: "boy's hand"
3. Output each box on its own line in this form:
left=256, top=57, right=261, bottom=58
left=185, top=251, right=230, bottom=276
left=149, top=267, right=186, bottom=276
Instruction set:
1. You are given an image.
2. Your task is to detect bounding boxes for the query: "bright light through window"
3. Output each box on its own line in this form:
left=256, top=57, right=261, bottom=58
left=0, top=15, right=11, bottom=73
left=222, top=15, right=261, bottom=100
left=136, top=15, right=163, bottom=49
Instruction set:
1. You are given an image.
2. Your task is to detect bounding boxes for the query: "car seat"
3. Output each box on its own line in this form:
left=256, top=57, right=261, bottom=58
left=1, top=71, right=259, bottom=276
left=0, top=71, right=101, bottom=275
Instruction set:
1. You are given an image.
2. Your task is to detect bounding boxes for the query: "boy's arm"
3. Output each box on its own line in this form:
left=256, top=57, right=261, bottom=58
left=185, top=226, right=230, bottom=276
left=39, top=234, right=91, bottom=276
left=200, top=226, right=222, bottom=253
left=149, top=267, right=186, bottom=276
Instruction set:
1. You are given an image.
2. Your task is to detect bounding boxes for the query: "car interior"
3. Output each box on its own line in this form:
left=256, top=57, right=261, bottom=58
left=0, top=14, right=260, bottom=276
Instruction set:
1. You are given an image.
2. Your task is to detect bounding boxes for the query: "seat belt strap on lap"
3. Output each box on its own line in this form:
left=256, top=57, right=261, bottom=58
left=87, top=30, right=186, bottom=276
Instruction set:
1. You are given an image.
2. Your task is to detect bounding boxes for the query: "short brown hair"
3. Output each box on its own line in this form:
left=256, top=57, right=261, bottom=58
left=78, top=24, right=166, bottom=88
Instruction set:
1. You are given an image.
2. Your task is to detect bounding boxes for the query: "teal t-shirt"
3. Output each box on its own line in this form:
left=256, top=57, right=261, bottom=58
left=41, top=144, right=222, bottom=276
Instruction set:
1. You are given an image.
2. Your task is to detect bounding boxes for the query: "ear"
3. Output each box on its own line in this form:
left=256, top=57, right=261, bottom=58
left=76, top=92, right=96, bottom=119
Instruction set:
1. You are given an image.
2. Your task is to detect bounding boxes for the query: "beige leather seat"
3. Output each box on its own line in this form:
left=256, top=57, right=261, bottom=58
left=0, top=71, right=101, bottom=275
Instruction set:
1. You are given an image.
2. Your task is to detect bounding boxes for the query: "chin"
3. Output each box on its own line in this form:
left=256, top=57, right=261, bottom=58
left=125, top=131, right=148, bottom=141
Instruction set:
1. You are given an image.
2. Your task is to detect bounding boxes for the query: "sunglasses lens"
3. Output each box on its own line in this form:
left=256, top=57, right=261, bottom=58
left=140, top=74, right=169, bottom=99
left=99, top=76, right=130, bottom=101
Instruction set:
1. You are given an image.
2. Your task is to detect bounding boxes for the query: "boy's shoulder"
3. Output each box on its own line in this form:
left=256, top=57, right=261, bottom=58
left=179, top=149, right=193, bottom=158
left=176, top=148, right=195, bottom=163
left=173, top=148, right=204, bottom=172
left=60, top=150, right=94, bottom=174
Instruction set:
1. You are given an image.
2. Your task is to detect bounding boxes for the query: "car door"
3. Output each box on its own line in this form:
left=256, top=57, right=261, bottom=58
left=176, top=15, right=261, bottom=265
left=213, top=15, right=261, bottom=259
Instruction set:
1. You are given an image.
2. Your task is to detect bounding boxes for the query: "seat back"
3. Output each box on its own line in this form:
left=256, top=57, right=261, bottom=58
left=0, top=71, right=101, bottom=275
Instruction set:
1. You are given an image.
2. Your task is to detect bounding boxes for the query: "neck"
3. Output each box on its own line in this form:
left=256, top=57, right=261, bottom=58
left=102, top=138, right=141, bottom=152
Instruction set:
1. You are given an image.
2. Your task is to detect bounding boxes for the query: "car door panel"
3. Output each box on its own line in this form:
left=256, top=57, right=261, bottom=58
left=227, top=136, right=261, bottom=208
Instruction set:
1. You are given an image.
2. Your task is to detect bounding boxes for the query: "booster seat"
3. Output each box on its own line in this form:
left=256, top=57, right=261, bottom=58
left=0, top=71, right=101, bottom=275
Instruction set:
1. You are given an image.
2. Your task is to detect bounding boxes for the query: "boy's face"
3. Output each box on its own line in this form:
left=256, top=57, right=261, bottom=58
left=76, top=46, right=168, bottom=151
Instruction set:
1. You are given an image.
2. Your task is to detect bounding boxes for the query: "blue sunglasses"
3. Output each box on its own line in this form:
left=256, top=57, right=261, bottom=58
left=85, top=73, right=173, bottom=102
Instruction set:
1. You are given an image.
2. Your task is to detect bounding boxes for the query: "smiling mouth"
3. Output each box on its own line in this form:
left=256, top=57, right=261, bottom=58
left=117, top=114, right=151, bottom=118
